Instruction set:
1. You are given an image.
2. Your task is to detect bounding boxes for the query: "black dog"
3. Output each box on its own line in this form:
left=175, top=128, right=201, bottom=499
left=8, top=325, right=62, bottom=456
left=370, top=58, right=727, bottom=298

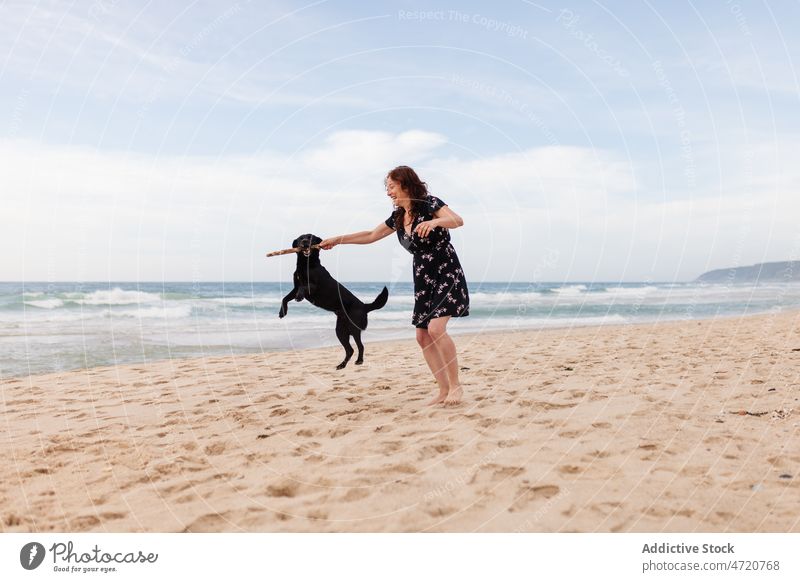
left=279, top=234, right=389, bottom=369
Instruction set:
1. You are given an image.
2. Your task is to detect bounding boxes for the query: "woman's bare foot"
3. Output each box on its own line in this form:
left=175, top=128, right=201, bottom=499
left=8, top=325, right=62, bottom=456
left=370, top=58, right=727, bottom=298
left=427, top=389, right=449, bottom=406
left=443, top=384, right=463, bottom=406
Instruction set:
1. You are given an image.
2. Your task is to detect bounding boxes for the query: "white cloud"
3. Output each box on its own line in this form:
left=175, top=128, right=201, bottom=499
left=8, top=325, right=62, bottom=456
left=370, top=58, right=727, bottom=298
left=428, top=146, right=636, bottom=208
left=0, top=1, right=376, bottom=109
left=301, top=130, right=447, bottom=177
left=2, top=129, right=798, bottom=282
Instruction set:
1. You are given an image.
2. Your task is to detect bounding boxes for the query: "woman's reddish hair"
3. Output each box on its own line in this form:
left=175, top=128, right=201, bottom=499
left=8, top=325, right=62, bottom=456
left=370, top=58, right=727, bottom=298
left=386, top=166, right=429, bottom=231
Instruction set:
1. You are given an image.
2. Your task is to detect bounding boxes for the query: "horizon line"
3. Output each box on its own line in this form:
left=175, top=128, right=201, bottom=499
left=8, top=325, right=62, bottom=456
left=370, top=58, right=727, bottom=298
left=2, top=279, right=694, bottom=284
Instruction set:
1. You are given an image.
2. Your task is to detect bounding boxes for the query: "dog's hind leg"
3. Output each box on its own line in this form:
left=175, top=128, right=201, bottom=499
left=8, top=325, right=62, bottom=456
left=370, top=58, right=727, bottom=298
left=352, top=329, right=365, bottom=365
left=335, top=319, right=354, bottom=370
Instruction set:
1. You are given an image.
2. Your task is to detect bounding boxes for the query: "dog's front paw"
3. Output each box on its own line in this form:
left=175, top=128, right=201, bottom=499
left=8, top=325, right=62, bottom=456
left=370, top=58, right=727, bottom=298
left=278, top=306, right=287, bottom=318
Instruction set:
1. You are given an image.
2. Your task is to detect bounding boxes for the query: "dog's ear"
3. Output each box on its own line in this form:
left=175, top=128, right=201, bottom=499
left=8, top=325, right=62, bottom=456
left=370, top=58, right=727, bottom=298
left=311, top=235, right=323, bottom=245
left=292, top=237, right=299, bottom=248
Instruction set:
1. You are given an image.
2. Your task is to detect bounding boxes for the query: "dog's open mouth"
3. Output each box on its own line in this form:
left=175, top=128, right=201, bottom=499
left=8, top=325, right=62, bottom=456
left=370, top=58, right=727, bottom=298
left=302, top=249, right=311, bottom=257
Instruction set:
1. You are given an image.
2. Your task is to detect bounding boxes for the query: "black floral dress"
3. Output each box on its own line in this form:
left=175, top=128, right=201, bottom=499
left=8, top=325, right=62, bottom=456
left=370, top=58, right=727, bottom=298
left=385, top=195, right=470, bottom=329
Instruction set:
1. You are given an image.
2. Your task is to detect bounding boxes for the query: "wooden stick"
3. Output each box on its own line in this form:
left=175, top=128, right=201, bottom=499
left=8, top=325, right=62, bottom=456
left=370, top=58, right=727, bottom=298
left=265, top=244, right=321, bottom=258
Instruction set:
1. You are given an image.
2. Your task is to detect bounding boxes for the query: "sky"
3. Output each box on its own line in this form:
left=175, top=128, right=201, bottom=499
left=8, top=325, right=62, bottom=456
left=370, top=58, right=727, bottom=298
left=1, top=0, right=799, bottom=282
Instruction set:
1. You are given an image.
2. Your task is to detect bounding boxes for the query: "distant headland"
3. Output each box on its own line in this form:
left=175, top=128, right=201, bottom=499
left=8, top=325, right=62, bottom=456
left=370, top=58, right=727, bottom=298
left=696, top=261, right=800, bottom=283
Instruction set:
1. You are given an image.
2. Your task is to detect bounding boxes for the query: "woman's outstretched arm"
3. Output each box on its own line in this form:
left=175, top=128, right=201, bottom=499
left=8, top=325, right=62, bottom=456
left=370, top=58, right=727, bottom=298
left=320, top=222, right=394, bottom=249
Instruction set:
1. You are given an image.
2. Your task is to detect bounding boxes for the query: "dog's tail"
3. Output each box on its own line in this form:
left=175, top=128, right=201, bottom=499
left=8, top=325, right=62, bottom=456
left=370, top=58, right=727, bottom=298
left=365, top=286, right=389, bottom=312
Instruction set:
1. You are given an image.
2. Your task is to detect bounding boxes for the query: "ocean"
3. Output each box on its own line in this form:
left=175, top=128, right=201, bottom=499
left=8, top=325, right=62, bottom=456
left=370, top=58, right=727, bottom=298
left=3, top=280, right=800, bottom=378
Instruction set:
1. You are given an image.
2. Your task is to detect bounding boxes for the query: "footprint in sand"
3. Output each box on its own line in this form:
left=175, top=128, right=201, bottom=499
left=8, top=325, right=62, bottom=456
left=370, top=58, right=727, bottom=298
left=340, top=488, right=372, bottom=502
left=204, top=442, right=227, bottom=455
left=265, top=480, right=300, bottom=498
left=69, top=512, right=126, bottom=531
left=497, top=439, right=521, bottom=448
left=490, top=465, right=525, bottom=480
left=380, top=440, right=405, bottom=453
left=424, top=505, right=456, bottom=518
left=591, top=501, right=623, bottom=517
left=416, top=443, right=454, bottom=460
left=509, top=484, right=561, bottom=512
left=183, top=512, right=235, bottom=532
left=679, top=466, right=709, bottom=478
left=160, top=480, right=193, bottom=495
left=3, top=514, right=26, bottom=527
left=307, top=509, right=328, bottom=521
left=580, top=450, right=611, bottom=462
left=540, top=401, right=578, bottom=410
left=382, top=463, right=417, bottom=475
left=329, top=427, right=351, bottom=438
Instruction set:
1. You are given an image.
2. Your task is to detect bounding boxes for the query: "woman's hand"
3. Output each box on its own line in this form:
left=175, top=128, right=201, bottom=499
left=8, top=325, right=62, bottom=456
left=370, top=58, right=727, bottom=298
left=414, top=220, right=439, bottom=238
left=319, top=237, right=340, bottom=250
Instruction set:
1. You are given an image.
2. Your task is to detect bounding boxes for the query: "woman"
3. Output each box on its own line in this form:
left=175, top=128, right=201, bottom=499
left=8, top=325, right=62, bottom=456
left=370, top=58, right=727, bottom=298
left=319, top=166, right=470, bottom=406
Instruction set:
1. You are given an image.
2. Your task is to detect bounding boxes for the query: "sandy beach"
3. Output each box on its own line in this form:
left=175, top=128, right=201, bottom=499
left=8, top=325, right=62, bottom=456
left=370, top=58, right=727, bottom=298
left=1, top=310, right=799, bottom=533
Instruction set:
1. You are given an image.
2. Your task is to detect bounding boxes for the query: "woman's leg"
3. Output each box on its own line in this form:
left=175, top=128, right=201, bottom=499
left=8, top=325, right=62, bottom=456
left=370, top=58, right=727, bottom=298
left=426, top=316, right=462, bottom=404
left=416, top=327, right=450, bottom=405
